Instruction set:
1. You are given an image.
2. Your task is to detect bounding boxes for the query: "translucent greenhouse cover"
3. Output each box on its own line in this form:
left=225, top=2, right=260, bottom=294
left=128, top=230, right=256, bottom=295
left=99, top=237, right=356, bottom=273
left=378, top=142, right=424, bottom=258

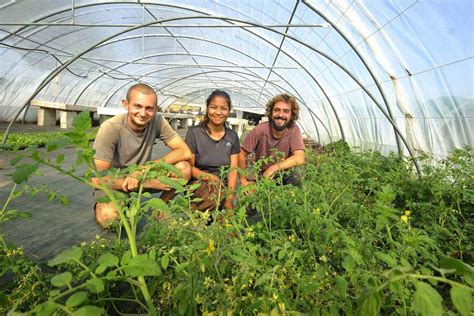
left=0, top=0, right=472, bottom=159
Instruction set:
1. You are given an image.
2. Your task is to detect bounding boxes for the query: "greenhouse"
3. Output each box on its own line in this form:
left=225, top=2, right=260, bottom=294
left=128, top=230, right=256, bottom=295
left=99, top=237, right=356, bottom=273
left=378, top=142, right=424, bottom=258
left=0, top=0, right=472, bottom=315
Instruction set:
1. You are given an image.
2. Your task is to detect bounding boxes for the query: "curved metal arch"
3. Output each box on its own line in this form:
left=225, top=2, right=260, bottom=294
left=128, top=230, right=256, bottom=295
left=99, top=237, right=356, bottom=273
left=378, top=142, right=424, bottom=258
left=75, top=32, right=323, bottom=139
left=161, top=88, right=263, bottom=122
left=99, top=70, right=276, bottom=110
left=301, top=0, right=402, bottom=155
left=71, top=40, right=325, bottom=142
left=159, top=84, right=273, bottom=107
left=2, top=14, right=417, bottom=174
left=3, top=1, right=342, bottom=143
left=0, top=2, right=207, bottom=42
left=72, top=51, right=275, bottom=106
left=161, top=86, right=265, bottom=108
left=161, top=82, right=324, bottom=142
left=81, top=69, right=276, bottom=109
left=159, top=87, right=263, bottom=111
left=101, top=68, right=330, bottom=142
left=158, top=82, right=273, bottom=109
left=148, top=69, right=330, bottom=141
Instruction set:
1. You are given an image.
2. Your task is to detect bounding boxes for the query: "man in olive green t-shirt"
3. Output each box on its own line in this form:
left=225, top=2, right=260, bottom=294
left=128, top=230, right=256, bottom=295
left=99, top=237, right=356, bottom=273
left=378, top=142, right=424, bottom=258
left=92, top=83, right=192, bottom=229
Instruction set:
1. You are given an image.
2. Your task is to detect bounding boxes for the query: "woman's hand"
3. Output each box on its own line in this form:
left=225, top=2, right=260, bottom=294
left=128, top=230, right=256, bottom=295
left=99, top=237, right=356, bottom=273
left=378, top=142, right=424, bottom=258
left=223, top=198, right=234, bottom=210
left=200, top=172, right=221, bottom=183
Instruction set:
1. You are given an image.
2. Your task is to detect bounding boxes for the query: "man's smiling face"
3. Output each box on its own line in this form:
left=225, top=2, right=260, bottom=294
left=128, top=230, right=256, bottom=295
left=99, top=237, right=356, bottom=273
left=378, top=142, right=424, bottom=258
left=270, top=101, right=292, bottom=132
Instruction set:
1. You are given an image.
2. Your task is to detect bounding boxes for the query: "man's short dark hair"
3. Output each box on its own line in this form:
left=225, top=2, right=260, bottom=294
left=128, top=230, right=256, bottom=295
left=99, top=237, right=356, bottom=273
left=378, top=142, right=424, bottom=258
left=126, top=83, right=157, bottom=105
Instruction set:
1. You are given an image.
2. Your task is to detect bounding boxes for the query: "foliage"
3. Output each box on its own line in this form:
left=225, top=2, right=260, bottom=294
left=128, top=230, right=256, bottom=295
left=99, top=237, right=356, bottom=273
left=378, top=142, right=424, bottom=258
left=0, top=112, right=473, bottom=314
left=0, top=132, right=67, bottom=150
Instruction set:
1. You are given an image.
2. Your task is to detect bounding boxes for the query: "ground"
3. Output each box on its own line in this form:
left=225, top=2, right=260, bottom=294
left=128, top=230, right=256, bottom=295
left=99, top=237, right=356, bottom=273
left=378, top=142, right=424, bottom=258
left=0, top=122, right=186, bottom=261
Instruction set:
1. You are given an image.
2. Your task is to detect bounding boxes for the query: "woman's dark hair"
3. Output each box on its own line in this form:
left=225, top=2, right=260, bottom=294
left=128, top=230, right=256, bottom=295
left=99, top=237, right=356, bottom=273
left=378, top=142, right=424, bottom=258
left=200, top=90, right=232, bottom=134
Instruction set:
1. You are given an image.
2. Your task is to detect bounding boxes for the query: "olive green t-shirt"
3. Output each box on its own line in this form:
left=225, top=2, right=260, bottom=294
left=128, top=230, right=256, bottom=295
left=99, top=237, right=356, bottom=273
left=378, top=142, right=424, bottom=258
left=93, top=113, right=178, bottom=168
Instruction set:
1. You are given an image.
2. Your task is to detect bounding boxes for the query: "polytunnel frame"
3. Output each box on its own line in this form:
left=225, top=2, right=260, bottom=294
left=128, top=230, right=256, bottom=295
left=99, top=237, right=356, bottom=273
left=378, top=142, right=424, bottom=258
left=99, top=67, right=331, bottom=142
left=71, top=51, right=277, bottom=107
left=99, top=69, right=275, bottom=111
left=302, top=0, right=403, bottom=155
left=131, top=67, right=332, bottom=142
left=2, top=1, right=344, bottom=143
left=71, top=33, right=293, bottom=103
left=1, top=12, right=421, bottom=174
left=160, top=88, right=314, bottom=139
left=257, top=0, right=298, bottom=103
left=71, top=35, right=326, bottom=141
left=3, top=0, right=400, bottom=153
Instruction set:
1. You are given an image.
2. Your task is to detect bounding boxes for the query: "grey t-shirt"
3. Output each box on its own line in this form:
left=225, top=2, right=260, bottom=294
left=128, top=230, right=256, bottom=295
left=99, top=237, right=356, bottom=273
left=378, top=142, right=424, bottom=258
left=185, top=126, right=240, bottom=176
left=93, top=113, right=178, bottom=168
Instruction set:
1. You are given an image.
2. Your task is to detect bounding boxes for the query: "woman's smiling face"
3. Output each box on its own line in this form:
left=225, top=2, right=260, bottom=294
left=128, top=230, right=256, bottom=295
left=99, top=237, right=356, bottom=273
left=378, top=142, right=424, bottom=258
left=207, top=96, right=230, bottom=127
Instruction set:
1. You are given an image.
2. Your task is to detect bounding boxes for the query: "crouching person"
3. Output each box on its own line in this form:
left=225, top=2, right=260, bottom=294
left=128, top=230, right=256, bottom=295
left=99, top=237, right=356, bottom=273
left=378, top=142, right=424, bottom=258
left=184, top=90, right=239, bottom=212
left=239, top=93, right=305, bottom=187
left=92, top=83, right=191, bottom=229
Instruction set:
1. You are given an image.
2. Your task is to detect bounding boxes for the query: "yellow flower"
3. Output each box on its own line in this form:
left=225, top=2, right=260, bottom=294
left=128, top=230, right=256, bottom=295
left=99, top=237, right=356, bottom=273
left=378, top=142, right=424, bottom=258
left=319, top=255, right=328, bottom=262
left=404, top=210, right=411, bottom=216
left=203, top=277, right=214, bottom=288
left=205, top=239, right=215, bottom=255
left=401, top=214, right=409, bottom=223
left=80, top=241, right=87, bottom=247
left=278, top=302, right=286, bottom=311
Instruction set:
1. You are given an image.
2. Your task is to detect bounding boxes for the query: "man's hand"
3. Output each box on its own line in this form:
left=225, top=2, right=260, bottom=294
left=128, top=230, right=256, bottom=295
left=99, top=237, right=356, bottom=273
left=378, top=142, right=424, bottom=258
left=240, top=178, right=256, bottom=196
left=122, top=176, right=140, bottom=192
left=263, top=164, right=279, bottom=179
left=240, top=177, right=254, bottom=187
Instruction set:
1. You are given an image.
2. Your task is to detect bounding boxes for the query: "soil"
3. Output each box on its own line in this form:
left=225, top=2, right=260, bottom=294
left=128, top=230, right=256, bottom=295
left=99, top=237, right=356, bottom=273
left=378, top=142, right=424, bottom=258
left=0, top=123, right=186, bottom=262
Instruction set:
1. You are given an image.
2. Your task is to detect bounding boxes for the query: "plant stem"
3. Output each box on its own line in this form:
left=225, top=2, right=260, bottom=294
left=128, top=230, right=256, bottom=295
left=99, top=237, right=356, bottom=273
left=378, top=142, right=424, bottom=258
left=1, top=183, right=17, bottom=216
left=376, top=272, right=474, bottom=293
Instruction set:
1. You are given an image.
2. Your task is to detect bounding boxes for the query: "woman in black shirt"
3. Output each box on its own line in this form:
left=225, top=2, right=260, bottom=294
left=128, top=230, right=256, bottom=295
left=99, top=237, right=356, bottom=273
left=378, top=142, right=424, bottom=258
left=185, top=90, right=240, bottom=211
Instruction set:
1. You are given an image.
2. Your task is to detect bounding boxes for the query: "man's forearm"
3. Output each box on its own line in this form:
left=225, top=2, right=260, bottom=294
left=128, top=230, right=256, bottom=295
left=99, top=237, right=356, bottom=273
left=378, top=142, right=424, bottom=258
left=155, top=147, right=191, bottom=166
left=91, top=176, right=123, bottom=191
left=274, top=151, right=305, bottom=171
left=238, top=151, right=248, bottom=182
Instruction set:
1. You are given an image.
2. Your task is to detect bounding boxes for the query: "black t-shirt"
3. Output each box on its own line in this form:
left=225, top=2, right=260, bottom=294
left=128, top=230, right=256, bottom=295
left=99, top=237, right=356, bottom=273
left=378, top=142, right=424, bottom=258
left=185, top=125, right=240, bottom=177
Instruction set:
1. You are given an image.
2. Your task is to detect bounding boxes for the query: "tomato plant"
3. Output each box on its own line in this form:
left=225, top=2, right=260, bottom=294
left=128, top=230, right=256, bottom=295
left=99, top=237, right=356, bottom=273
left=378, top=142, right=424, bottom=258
left=1, top=113, right=472, bottom=315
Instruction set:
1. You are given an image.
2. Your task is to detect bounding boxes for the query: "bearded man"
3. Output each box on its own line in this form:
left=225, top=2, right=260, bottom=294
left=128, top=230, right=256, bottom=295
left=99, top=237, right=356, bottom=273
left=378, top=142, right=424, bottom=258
left=238, top=94, right=305, bottom=187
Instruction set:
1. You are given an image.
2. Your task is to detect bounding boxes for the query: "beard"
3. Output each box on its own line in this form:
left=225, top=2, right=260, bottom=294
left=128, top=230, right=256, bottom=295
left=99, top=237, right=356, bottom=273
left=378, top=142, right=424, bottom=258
left=270, top=116, right=290, bottom=131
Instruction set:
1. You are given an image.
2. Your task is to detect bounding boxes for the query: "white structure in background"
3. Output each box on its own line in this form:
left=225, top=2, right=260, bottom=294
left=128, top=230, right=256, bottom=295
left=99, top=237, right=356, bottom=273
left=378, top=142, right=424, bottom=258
left=227, top=117, right=248, bottom=138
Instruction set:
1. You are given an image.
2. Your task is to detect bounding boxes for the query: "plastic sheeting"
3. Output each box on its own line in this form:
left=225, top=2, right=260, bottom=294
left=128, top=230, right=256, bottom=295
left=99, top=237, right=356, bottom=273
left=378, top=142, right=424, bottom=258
left=0, top=0, right=472, bottom=158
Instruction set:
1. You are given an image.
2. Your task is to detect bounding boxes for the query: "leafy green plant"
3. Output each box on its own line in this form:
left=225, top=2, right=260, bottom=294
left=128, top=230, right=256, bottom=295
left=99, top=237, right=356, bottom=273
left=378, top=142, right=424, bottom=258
left=1, top=115, right=473, bottom=314
left=0, top=132, right=67, bottom=150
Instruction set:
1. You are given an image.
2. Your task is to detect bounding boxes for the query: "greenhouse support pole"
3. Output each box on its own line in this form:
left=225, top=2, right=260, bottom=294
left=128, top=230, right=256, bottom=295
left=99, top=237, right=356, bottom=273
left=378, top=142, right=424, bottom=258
left=3, top=15, right=419, bottom=175
left=302, top=0, right=404, bottom=156
left=3, top=2, right=346, bottom=143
